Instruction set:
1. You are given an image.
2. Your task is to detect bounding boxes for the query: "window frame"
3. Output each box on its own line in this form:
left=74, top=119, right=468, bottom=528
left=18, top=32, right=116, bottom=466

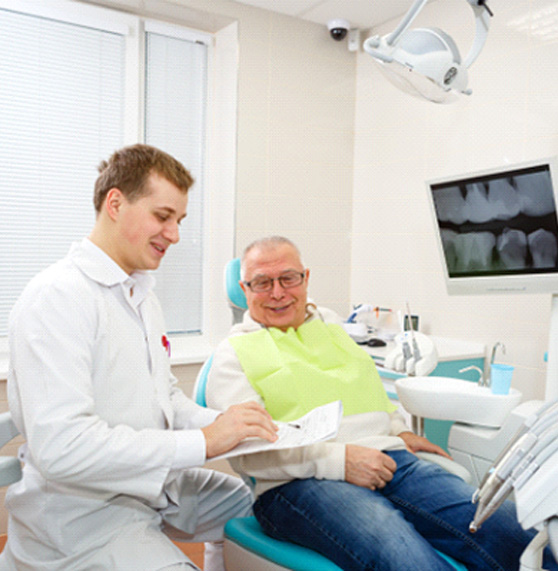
left=0, top=0, right=238, bottom=376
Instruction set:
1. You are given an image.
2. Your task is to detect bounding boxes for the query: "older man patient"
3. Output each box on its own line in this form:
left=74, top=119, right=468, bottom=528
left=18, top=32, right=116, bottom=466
left=206, top=235, right=557, bottom=571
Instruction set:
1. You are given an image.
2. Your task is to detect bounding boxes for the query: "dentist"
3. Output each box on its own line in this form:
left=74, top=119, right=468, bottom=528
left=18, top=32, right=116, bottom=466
left=1, top=145, right=276, bottom=571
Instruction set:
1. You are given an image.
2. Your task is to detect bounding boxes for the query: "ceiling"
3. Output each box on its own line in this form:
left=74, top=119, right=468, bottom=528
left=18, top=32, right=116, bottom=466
left=227, top=0, right=437, bottom=30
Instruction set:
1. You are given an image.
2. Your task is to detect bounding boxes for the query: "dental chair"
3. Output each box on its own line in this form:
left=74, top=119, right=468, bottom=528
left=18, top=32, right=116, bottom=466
left=193, top=258, right=469, bottom=571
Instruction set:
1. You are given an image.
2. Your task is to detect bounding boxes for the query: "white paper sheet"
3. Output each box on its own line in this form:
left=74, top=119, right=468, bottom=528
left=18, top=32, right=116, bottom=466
left=213, top=400, right=343, bottom=461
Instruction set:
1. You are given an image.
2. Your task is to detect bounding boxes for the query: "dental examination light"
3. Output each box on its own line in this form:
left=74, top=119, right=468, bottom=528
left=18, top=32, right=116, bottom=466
left=363, top=0, right=493, bottom=103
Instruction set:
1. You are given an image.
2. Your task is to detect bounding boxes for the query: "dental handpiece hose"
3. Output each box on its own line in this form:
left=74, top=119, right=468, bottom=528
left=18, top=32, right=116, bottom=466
left=470, top=477, right=513, bottom=533
left=396, top=310, right=414, bottom=372
left=470, top=427, right=558, bottom=532
left=472, top=438, right=557, bottom=534
left=402, top=335, right=412, bottom=360
left=471, top=432, right=535, bottom=516
left=470, top=474, right=503, bottom=531
left=474, top=399, right=558, bottom=499
left=513, top=436, right=558, bottom=494
left=406, top=301, right=421, bottom=361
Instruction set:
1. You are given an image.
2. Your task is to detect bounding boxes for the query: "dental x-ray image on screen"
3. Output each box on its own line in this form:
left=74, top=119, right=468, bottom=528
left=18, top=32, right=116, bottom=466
left=427, top=158, right=558, bottom=296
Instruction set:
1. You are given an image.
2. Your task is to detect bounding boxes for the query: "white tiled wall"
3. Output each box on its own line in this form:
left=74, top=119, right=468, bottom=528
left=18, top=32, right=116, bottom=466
left=351, top=0, right=558, bottom=402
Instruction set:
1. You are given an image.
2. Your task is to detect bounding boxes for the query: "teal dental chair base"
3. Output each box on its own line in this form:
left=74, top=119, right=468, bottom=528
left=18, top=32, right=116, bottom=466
left=224, top=517, right=342, bottom=571
left=224, top=516, right=467, bottom=571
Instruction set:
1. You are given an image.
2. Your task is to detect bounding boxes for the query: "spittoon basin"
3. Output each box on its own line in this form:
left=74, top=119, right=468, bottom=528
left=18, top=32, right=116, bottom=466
left=395, top=376, right=523, bottom=428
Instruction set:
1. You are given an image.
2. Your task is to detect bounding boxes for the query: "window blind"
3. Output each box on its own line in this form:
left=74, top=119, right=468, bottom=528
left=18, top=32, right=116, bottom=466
left=145, top=30, right=209, bottom=334
left=0, top=8, right=124, bottom=336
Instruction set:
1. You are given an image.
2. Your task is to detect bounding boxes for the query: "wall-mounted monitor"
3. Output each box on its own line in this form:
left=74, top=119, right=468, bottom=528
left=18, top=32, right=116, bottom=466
left=426, top=157, right=558, bottom=296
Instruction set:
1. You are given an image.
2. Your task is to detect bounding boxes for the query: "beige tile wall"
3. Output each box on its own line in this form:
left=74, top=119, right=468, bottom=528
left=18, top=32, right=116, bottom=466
left=351, top=0, right=558, bottom=402
left=229, top=3, right=356, bottom=316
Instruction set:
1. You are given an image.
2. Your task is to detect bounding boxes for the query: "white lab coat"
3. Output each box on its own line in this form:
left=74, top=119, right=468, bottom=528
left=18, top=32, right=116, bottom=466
left=1, top=240, right=227, bottom=570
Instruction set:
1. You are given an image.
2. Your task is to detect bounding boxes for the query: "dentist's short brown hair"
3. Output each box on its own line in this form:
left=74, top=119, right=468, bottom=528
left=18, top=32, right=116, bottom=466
left=93, top=144, right=194, bottom=213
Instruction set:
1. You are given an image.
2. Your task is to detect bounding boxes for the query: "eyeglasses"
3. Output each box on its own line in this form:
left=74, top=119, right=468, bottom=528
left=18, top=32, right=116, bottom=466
left=244, top=270, right=306, bottom=293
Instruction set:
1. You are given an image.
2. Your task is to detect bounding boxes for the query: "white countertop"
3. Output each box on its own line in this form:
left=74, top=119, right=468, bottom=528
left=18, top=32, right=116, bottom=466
left=362, top=335, right=486, bottom=363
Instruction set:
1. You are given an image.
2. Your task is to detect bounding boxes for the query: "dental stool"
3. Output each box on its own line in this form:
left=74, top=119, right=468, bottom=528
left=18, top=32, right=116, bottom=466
left=195, top=259, right=468, bottom=569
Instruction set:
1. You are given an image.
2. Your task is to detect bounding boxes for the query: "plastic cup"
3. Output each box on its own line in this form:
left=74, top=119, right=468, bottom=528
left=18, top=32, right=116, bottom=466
left=490, top=364, right=514, bottom=395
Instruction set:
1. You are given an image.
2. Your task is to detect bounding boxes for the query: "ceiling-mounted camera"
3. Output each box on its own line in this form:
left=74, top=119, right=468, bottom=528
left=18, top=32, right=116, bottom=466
left=327, top=19, right=350, bottom=41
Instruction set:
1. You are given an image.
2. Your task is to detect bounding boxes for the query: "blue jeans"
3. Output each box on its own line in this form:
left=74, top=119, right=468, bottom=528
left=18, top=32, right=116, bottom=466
left=254, top=450, right=558, bottom=571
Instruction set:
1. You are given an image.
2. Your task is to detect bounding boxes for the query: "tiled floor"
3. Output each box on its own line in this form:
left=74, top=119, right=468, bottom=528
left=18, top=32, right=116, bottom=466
left=0, top=535, right=205, bottom=569
left=175, top=541, right=205, bottom=569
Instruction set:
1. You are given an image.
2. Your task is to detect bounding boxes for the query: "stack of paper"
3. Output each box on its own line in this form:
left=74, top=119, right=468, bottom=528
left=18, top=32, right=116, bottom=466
left=214, top=400, right=343, bottom=461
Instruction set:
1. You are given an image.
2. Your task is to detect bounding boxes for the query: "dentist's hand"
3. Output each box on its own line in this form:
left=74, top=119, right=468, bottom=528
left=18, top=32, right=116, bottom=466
left=398, top=431, right=452, bottom=459
left=202, top=402, right=278, bottom=459
left=345, top=444, right=397, bottom=490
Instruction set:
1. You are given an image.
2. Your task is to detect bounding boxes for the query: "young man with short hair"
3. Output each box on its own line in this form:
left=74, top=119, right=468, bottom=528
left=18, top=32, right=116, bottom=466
left=2, top=145, right=276, bottom=570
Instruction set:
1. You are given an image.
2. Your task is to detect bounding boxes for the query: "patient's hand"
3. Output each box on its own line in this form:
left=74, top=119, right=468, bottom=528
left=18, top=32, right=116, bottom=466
left=398, top=431, right=451, bottom=459
left=202, top=402, right=278, bottom=459
left=345, top=444, right=397, bottom=490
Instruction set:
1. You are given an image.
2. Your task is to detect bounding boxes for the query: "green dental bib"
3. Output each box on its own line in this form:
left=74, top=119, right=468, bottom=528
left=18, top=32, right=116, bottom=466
left=229, top=319, right=396, bottom=422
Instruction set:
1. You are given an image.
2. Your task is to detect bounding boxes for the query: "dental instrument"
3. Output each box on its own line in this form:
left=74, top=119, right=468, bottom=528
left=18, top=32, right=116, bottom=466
left=471, top=428, right=558, bottom=538
left=384, top=328, right=438, bottom=376
left=344, top=304, right=393, bottom=344
left=344, top=304, right=376, bottom=343
left=346, top=304, right=391, bottom=323
left=473, top=401, right=558, bottom=494
left=470, top=431, right=538, bottom=532
left=471, top=399, right=558, bottom=503
left=406, top=301, right=422, bottom=364
left=363, top=0, right=492, bottom=103
left=469, top=399, right=558, bottom=564
left=396, top=310, right=415, bottom=374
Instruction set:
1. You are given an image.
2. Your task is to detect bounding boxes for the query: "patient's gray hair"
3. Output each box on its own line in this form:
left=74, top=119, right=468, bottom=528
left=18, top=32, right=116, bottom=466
left=240, top=236, right=304, bottom=280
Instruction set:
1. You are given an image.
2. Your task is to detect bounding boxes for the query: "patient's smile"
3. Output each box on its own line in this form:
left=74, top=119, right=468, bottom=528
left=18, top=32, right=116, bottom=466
left=268, top=303, right=292, bottom=312
left=242, top=243, right=309, bottom=331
